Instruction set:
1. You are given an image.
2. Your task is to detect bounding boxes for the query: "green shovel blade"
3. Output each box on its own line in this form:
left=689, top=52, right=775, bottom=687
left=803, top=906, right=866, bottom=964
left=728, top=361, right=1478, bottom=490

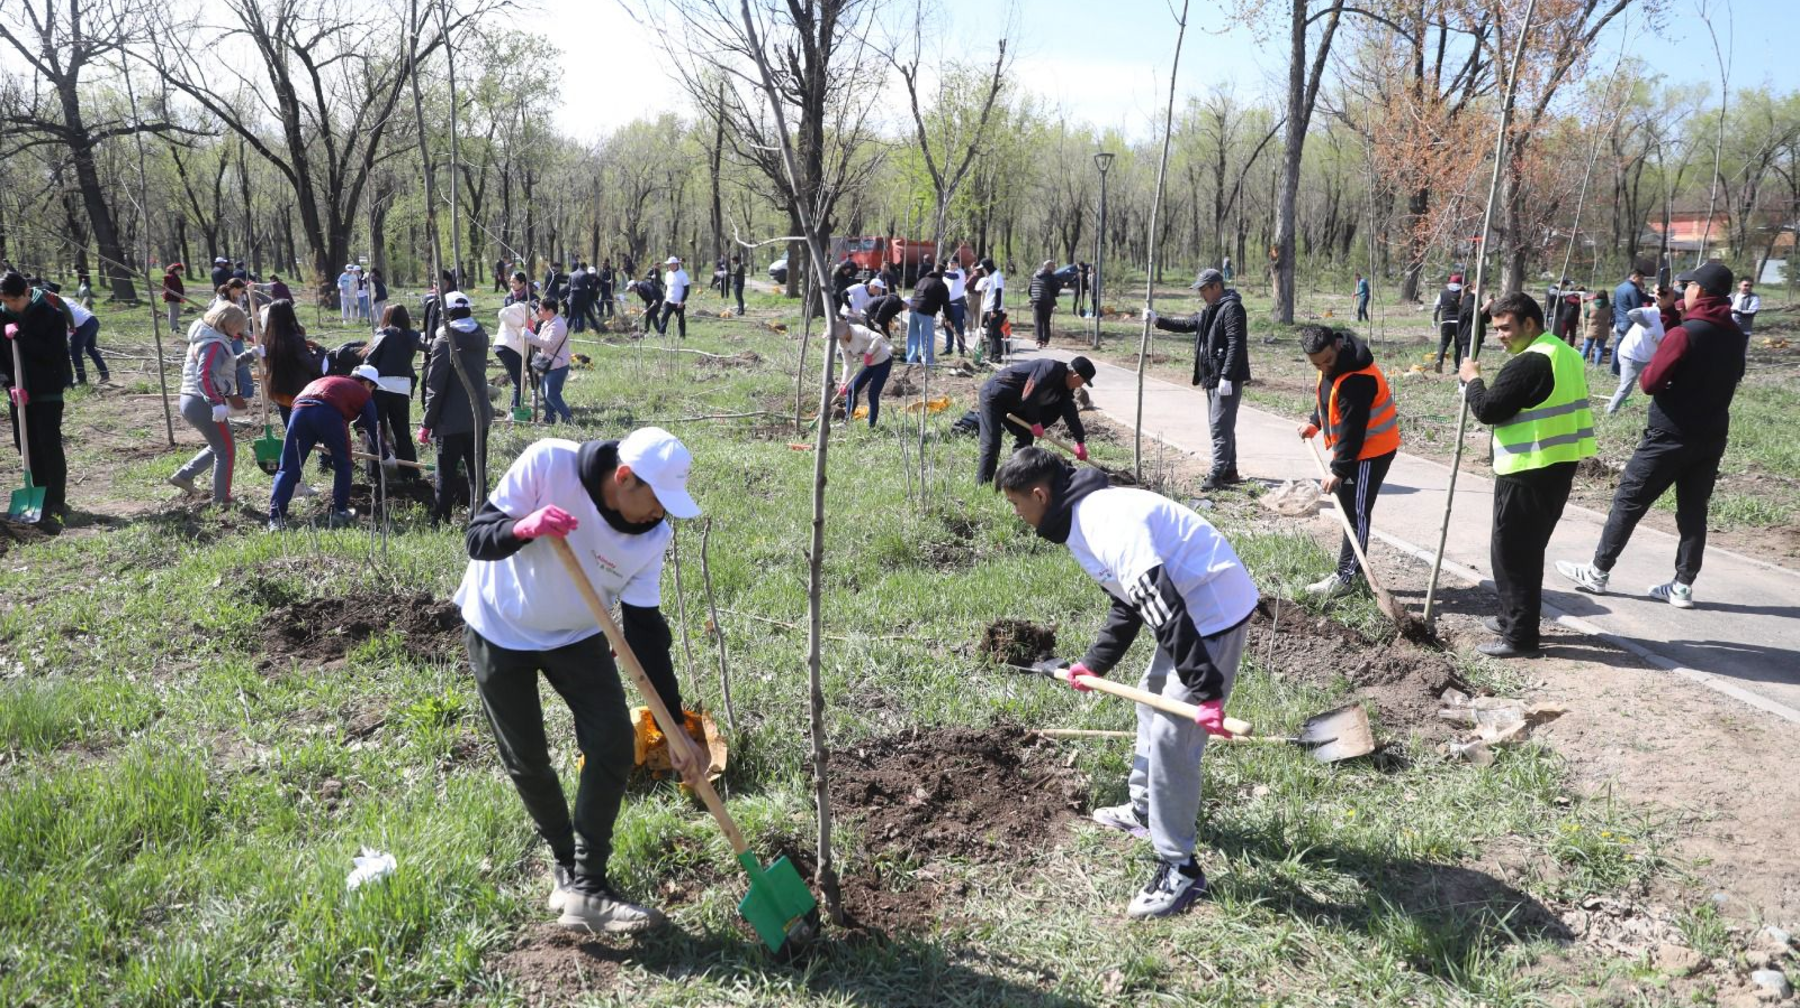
left=9, top=477, right=44, bottom=523
left=511, top=406, right=533, bottom=422
left=735, top=853, right=818, bottom=953
left=254, top=426, right=284, bottom=475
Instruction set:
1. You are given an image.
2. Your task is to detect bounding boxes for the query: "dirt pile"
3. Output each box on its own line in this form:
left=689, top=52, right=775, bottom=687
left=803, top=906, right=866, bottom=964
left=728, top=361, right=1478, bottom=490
left=977, top=618, right=1056, bottom=667
left=259, top=591, right=464, bottom=667
left=830, top=724, right=1087, bottom=863
left=1249, top=596, right=1466, bottom=740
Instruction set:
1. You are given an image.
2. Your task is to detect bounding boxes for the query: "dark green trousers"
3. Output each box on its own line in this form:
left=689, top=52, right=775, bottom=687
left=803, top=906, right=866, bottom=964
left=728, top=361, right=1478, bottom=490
left=465, top=625, right=635, bottom=883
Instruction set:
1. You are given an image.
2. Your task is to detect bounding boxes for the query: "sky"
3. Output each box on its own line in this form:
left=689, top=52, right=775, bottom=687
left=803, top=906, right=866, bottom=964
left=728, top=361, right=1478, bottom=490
left=545, top=0, right=1792, bottom=143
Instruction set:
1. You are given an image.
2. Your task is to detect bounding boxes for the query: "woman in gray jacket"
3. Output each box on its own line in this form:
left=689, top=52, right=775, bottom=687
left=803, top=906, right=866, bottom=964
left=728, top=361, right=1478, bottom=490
left=418, top=292, right=495, bottom=526
left=168, top=302, right=258, bottom=504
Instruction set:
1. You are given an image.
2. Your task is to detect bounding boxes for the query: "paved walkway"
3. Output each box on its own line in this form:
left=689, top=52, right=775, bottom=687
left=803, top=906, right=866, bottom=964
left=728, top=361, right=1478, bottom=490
left=1024, top=346, right=1800, bottom=724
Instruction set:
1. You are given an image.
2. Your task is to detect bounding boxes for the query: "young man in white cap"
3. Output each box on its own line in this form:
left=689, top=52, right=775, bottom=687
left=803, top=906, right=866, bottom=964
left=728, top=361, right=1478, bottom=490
left=456, top=427, right=705, bottom=933
left=657, top=257, right=690, bottom=339
left=996, top=445, right=1256, bottom=920
left=267, top=364, right=393, bottom=530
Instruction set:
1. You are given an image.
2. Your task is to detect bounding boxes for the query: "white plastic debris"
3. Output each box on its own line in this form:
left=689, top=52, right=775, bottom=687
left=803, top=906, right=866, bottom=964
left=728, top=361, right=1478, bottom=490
left=1258, top=479, right=1321, bottom=517
left=346, top=847, right=397, bottom=891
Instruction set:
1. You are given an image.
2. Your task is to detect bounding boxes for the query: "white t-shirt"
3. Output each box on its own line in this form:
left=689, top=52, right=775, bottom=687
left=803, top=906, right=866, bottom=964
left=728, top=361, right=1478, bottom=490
left=66, top=299, right=94, bottom=327
left=944, top=267, right=967, bottom=301
left=1616, top=306, right=1665, bottom=364
left=1066, top=487, right=1258, bottom=638
left=664, top=268, right=691, bottom=305
left=844, top=282, right=874, bottom=316
left=977, top=272, right=1005, bottom=314
left=837, top=324, right=892, bottom=382
left=455, top=439, right=671, bottom=651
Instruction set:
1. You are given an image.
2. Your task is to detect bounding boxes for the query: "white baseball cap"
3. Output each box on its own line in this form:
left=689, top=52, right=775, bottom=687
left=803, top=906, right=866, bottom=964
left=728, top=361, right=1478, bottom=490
left=618, top=427, right=700, bottom=519
left=351, top=364, right=380, bottom=383
left=444, top=290, right=471, bottom=310
left=664, top=256, right=681, bottom=266
left=868, top=277, right=885, bottom=289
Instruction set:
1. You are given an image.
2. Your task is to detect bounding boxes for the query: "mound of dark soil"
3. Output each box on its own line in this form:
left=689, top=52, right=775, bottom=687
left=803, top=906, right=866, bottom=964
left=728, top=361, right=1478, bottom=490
left=343, top=478, right=440, bottom=514
left=830, top=724, right=1087, bottom=863
left=259, top=590, right=464, bottom=667
left=977, top=618, right=1056, bottom=667
left=1249, top=596, right=1465, bottom=739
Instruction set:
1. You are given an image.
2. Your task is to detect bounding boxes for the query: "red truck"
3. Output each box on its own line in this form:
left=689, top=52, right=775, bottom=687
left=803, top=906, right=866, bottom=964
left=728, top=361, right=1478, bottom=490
left=834, top=236, right=977, bottom=286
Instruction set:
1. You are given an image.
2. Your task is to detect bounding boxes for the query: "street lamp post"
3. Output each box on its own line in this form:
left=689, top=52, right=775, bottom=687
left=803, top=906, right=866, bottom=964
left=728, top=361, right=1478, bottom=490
left=1092, top=150, right=1114, bottom=349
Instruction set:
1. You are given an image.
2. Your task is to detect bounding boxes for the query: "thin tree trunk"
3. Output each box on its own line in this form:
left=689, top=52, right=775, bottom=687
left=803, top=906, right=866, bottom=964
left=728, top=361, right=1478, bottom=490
left=1136, top=2, right=1189, bottom=483
left=699, top=517, right=737, bottom=733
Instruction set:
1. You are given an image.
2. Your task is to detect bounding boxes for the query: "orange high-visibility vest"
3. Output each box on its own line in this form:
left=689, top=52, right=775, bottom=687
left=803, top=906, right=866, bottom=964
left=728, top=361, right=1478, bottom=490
left=1317, top=363, right=1401, bottom=459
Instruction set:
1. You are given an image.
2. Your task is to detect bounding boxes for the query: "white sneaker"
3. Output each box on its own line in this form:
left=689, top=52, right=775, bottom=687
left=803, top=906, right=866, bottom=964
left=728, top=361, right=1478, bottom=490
left=1092, top=803, right=1150, bottom=840
left=1303, top=573, right=1350, bottom=598
left=546, top=863, right=574, bottom=913
left=1126, top=858, right=1207, bottom=919
left=294, top=482, right=318, bottom=498
left=1649, top=580, right=1695, bottom=609
left=1555, top=560, right=1610, bottom=594
left=557, top=885, right=668, bottom=934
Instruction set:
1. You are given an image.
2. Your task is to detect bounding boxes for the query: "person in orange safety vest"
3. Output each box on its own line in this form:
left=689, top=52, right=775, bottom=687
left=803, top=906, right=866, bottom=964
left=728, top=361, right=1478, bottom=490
left=1295, top=325, right=1401, bottom=597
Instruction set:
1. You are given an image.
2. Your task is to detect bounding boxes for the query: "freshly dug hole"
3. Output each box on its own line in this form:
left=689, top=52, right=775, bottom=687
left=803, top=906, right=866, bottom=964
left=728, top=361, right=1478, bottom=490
left=977, top=618, right=1057, bottom=667
left=259, top=591, right=464, bottom=666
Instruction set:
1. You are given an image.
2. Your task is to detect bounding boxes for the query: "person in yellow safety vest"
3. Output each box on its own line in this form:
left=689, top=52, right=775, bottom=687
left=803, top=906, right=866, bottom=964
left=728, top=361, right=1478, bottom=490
left=1458, top=291, right=1597, bottom=659
left=1296, top=326, right=1401, bottom=598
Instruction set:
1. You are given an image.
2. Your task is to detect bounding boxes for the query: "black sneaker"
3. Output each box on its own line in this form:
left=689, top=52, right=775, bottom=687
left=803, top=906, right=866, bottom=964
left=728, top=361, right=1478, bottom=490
left=1126, top=858, right=1207, bottom=919
left=1476, top=638, right=1542, bottom=660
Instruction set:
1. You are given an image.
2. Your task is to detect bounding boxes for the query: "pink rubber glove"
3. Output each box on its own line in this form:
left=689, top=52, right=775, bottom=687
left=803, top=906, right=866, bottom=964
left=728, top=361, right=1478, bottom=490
left=1029, top=423, right=1045, bottom=437
left=1194, top=699, right=1234, bottom=738
left=512, top=504, right=578, bottom=540
left=862, top=352, right=874, bottom=367
left=1065, top=662, right=1099, bottom=693
left=8, top=387, right=26, bottom=407
left=835, top=383, right=849, bottom=400
left=3, top=324, right=15, bottom=340
left=1073, top=443, right=1089, bottom=461
left=416, top=426, right=431, bottom=445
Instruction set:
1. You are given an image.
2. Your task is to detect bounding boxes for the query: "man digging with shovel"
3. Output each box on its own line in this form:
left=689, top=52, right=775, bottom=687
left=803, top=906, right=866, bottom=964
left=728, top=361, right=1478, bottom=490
left=996, top=446, right=1258, bottom=919
left=1295, top=325, right=1401, bottom=599
left=456, top=427, right=705, bottom=934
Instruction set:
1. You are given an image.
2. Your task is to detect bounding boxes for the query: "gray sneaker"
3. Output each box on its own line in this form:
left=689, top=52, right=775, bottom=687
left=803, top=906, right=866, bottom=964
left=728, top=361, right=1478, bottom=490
left=557, top=885, right=668, bottom=934
left=1649, top=580, right=1695, bottom=610
left=1092, top=803, right=1151, bottom=840
left=1303, top=573, right=1351, bottom=598
left=1555, top=560, right=1609, bottom=594
left=324, top=509, right=355, bottom=529
left=546, top=862, right=574, bottom=913
left=1126, top=857, right=1207, bottom=919
left=167, top=473, right=198, bottom=494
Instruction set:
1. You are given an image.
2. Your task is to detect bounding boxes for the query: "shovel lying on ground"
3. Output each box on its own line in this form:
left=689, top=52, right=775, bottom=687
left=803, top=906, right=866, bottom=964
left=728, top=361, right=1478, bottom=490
left=7, top=336, right=46, bottom=523
left=1010, top=661, right=1376, bottom=763
left=1006, top=412, right=1132, bottom=482
left=1305, top=437, right=1432, bottom=641
left=549, top=537, right=818, bottom=955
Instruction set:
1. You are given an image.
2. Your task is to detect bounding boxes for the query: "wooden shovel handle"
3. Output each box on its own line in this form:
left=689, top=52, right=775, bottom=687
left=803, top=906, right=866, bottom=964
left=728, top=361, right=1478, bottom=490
left=549, top=536, right=751, bottom=857
left=346, top=450, right=433, bottom=471
left=1306, top=436, right=1387, bottom=594
left=1054, top=667, right=1254, bottom=737
left=1006, top=412, right=1074, bottom=454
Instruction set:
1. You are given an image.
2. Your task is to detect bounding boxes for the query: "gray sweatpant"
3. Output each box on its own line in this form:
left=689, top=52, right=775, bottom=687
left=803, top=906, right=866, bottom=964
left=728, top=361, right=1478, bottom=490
left=1126, top=618, right=1250, bottom=864
left=173, top=393, right=237, bottom=503
left=1207, top=385, right=1241, bottom=476
left=1606, top=356, right=1648, bottom=414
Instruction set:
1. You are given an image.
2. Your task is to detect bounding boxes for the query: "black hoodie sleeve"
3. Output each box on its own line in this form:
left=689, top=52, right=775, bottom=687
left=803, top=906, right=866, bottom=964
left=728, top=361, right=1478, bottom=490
left=1079, top=565, right=1228, bottom=700
left=622, top=603, right=682, bottom=714
left=1463, top=352, right=1555, bottom=425
left=1152, top=312, right=1200, bottom=335
left=466, top=500, right=525, bottom=560
left=1059, top=394, right=1087, bottom=444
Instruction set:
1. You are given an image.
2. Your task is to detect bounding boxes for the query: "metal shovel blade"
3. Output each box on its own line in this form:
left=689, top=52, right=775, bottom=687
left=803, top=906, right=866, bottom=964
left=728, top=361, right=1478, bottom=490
left=1293, top=703, right=1376, bottom=763
left=736, top=852, right=820, bottom=954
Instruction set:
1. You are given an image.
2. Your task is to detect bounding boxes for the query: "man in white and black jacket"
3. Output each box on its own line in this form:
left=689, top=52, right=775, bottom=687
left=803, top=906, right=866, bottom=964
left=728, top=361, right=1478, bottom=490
left=1145, top=267, right=1250, bottom=490
left=997, top=447, right=1258, bottom=919
left=975, top=355, right=1094, bottom=485
left=456, top=427, right=705, bottom=935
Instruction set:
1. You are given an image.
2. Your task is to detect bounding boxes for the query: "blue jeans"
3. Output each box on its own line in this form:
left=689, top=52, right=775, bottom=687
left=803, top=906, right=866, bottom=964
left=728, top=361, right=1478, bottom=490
left=847, top=357, right=892, bottom=426
left=270, top=402, right=352, bottom=517
left=67, top=316, right=107, bottom=384
left=541, top=365, right=573, bottom=424
left=230, top=336, right=254, bottom=397
left=943, top=299, right=967, bottom=353
left=905, top=310, right=936, bottom=364
left=1582, top=337, right=1607, bottom=366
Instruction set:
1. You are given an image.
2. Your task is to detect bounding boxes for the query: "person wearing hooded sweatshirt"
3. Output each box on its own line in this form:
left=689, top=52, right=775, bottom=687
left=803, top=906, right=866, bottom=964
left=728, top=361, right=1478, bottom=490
left=1, top=271, right=74, bottom=521
left=168, top=302, right=258, bottom=504
left=360, top=303, right=423, bottom=479
left=1555, top=262, right=1747, bottom=611
left=456, top=427, right=704, bottom=934
left=421, top=291, right=497, bottom=526
left=975, top=355, right=1094, bottom=485
left=832, top=319, right=893, bottom=427
left=1295, top=327, right=1401, bottom=597
left=1028, top=260, right=1060, bottom=350
left=905, top=265, right=949, bottom=365
left=494, top=300, right=532, bottom=415
left=1431, top=275, right=1464, bottom=373
left=995, top=446, right=1257, bottom=920
left=268, top=366, right=391, bottom=531
left=1145, top=267, right=1250, bottom=491
left=162, top=263, right=187, bottom=336
left=1605, top=294, right=1667, bottom=414
left=631, top=270, right=664, bottom=335
left=528, top=298, right=575, bottom=425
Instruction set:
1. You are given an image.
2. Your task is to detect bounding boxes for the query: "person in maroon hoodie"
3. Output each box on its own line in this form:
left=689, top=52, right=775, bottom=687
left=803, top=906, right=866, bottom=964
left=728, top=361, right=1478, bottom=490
left=1554, top=261, right=1746, bottom=610
left=267, top=364, right=394, bottom=531
left=162, top=263, right=186, bottom=335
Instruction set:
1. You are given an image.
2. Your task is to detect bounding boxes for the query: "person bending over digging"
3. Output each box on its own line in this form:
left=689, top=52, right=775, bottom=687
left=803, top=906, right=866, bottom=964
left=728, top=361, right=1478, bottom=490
left=267, top=365, right=395, bottom=531
left=1295, top=325, right=1401, bottom=598
left=455, top=427, right=705, bottom=933
left=974, top=354, right=1095, bottom=485
left=833, top=319, right=893, bottom=428
left=996, top=447, right=1257, bottom=918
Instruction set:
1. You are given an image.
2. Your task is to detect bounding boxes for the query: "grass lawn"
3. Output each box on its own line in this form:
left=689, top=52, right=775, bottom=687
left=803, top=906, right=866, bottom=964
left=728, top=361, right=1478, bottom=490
left=0, top=287, right=1705, bottom=1006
